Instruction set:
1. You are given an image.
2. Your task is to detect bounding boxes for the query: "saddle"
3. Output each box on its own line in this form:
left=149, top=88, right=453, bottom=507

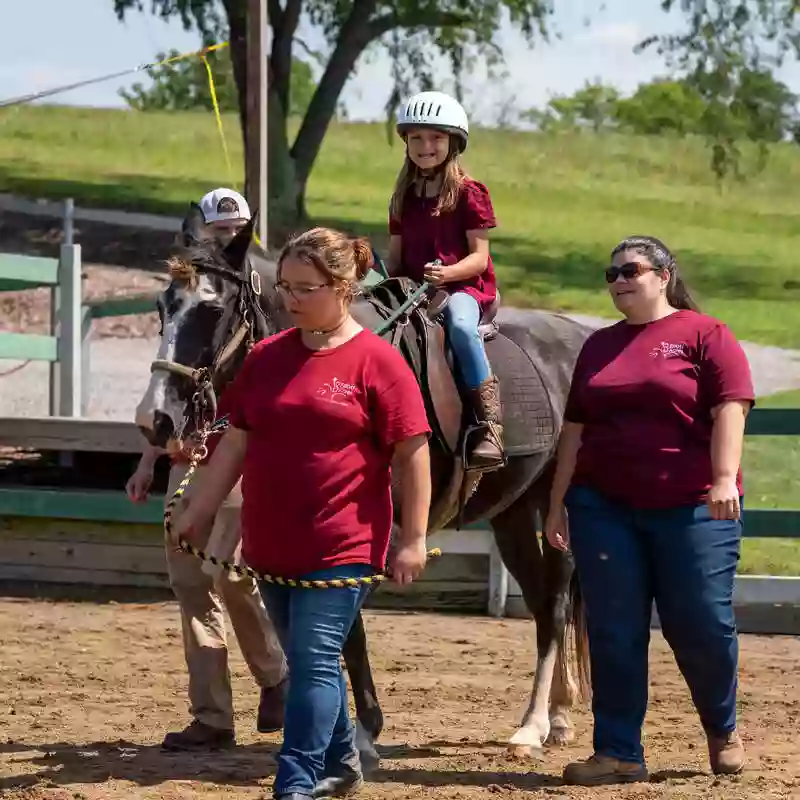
left=364, top=277, right=465, bottom=456
left=361, top=277, right=557, bottom=531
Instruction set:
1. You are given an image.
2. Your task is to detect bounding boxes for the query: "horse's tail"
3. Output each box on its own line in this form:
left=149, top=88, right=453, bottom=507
left=568, top=568, right=592, bottom=703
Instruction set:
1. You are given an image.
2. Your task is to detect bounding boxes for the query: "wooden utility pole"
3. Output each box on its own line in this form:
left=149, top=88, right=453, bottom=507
left=246, top=0, right=268, bottom=247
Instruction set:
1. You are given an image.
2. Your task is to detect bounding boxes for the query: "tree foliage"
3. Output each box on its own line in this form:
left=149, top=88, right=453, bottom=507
left=112, top=0, right=800, bottom=229
left=636, top=0, right=800, bottom=176
left=525, top=70, right=800, bottom=147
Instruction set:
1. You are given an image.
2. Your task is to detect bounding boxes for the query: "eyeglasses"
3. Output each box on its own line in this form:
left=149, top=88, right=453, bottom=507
left=604, top=262, right=660, bottom=283
left=273, top=281, right=331, bottom=300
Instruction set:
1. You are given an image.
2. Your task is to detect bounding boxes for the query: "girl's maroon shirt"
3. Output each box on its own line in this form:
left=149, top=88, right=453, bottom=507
left=565, top=310, right=755, bottom=508
left=389, top=177, right=498, bottom=314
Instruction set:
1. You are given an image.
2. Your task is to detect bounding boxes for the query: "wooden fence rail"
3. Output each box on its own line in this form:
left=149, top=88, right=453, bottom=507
left=1, top=219, right=799, bottom=623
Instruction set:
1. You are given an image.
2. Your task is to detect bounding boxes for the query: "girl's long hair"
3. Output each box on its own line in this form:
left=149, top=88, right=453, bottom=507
left=389, top=139, right=468, bottom=221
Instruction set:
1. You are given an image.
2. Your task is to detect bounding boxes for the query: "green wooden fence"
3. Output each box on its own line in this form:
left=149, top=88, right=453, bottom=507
left=1, top=248, right=798, bottom=537
left=0, top=248, right=82, bottom=415
left=0, top=408, right=796, bottom=534
left=0, top=249, right=160, bottom=416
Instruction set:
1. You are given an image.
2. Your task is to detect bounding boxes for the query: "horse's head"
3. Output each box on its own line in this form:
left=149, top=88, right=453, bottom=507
left=134, top=206, right=284, bottom=450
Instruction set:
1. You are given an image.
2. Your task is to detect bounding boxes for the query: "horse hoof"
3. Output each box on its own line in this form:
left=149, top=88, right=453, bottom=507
left=359, top=749, right=381, bottom=774
left=546, top=727, right=575, bottom=746
left=508, top=744, right=543, bottom=761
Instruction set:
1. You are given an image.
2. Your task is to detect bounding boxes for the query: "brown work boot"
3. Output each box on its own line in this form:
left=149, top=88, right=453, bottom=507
left=257, top=677, right=287, bottom=733
left=469, top=375, right=505, bottom=470
left=707, top=729, right=745, bottom=775
left=563, top=754, right=648, bottom=786
left=161, top=719, right=235, bottom=751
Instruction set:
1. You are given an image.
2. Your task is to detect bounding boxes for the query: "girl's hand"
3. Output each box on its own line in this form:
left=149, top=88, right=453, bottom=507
left=707, top=478, right=741, bottom=520
left=423, top=261, right=446, bottom=286
left=544, top=505, right=570, bottom=552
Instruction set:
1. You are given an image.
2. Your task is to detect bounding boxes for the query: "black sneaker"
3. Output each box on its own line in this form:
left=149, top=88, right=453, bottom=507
left=161, top=719, right=235, bottom=751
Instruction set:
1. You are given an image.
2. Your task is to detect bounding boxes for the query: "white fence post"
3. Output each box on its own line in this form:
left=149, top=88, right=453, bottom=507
left=81, top=307, right=91, bottom=417
left=57, top=244, right=82, bottom=417
left=49, top=198, right=75, bottom=416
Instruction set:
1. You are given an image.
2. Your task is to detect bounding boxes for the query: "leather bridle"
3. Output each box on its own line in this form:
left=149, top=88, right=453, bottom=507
left=150, top=259, right=270, bottom=437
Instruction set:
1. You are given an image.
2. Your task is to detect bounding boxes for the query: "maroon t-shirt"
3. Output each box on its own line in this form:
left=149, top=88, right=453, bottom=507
left=564, top=310, right=755, bottom=509
left=225, top=328, right=431, bottom=577
left=389, top=177, right=498, bottom=314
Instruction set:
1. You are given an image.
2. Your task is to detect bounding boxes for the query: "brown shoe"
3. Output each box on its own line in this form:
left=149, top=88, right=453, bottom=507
left=257, top=677, right=287, bottom=733
left=563, top=754, right=648, bottom=786
left=707, top=729, right=745, bottom=775
left=161, top=719, right=235, bottom=751
left=469, top=375, right=505, bottom=470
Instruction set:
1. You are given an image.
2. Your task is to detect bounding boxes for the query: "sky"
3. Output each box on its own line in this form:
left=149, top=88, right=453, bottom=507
left=2, top=0, right=799, bottom=125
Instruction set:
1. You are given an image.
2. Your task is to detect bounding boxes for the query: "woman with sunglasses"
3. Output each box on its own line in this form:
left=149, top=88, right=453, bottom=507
left=544, top=235, right=754, bottom=785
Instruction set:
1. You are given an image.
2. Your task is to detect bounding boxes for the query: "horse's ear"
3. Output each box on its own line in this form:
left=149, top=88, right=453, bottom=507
left=222, top=212, right=257, bottom=272
left=180, top=202, right=206, bottom=247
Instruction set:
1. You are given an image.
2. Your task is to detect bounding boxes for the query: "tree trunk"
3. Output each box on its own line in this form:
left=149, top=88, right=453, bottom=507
left=224, top=0, right=381, bottom=241
left=222, top=0, right=248, bottom=142
left=290, top=0, right=379, bottom=187
left=267, top=85, right=305, bottom=242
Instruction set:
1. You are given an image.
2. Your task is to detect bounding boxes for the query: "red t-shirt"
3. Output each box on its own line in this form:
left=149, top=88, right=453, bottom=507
left=564, top=310, right=755, bottom=509
left=225, top=327, right=431, bottom=577
left=389, top=177, right=498, bottom=314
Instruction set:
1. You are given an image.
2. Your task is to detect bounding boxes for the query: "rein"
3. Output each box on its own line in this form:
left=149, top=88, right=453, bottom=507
left=165, top=422, right=441, bottom=588
left=152, top=263, right=265, bottom=435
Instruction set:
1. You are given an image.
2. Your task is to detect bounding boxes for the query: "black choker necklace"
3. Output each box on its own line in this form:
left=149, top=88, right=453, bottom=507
left=310, top=316, right=349, bottom=336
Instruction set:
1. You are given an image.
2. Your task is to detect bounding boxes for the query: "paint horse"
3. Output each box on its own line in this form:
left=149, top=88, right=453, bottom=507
left=134, top=209, right=593, bottom=765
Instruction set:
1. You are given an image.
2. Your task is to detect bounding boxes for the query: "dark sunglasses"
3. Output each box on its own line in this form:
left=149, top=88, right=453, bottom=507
left=604, top=262, right=660, bottom=283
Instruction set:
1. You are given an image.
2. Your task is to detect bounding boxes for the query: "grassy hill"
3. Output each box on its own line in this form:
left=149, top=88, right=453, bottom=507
left=1, top=104, right=800, bottom=350
left=0, top=104, right=798, bottom=574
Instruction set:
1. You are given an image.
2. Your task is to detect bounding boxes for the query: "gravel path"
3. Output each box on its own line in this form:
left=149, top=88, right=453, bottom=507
left=1, top=311, right=799, bottom=421
left=0, top=337, right=158, bottom=420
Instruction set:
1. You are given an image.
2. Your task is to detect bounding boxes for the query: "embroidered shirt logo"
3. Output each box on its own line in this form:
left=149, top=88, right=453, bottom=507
left=649, top=341, right=688, bottom=359
left=316, top=377, right=358, bottom=404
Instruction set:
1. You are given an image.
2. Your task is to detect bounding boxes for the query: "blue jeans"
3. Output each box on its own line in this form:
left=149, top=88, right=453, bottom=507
left=565, top=485, right=741, bottom=765
left=259, top=563, right=372, bottom=797
left=442, top=291, right=492, bottom=389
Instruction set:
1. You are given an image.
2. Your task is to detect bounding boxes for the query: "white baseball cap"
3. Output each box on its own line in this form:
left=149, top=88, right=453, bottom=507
left=198, top=188, right=251, bottom=224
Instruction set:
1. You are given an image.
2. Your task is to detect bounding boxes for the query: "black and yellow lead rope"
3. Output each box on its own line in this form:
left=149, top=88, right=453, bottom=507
left=164, top=437, right=442, bottom=589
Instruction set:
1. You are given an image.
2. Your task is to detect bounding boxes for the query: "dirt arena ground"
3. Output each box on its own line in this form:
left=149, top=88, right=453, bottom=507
left=1, top=598, right=798, bottom=800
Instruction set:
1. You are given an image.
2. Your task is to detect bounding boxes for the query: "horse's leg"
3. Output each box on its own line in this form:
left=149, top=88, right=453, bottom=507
left=342, top=608, right=382, bottom=772
left=535, top=484, right=579, bottom=747
left=489, top=468, right=577, bottom=758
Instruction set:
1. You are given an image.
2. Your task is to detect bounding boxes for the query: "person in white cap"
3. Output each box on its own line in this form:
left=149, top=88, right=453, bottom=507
left=126, top=187, right=287, bottom=751
left=197, top=187, right=252, bottom=246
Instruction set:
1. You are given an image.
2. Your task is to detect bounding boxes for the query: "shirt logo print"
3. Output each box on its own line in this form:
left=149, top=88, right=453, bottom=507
left=316, top=377, right=358, bottom=404
left=649, top=341, right=688, bottom=359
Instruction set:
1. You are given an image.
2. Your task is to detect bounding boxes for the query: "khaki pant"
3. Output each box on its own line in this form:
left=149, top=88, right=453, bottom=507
left=165, top=462, right=287, bottom=731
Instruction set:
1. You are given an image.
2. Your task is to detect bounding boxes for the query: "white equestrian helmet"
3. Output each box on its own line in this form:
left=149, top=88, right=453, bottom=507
left=396, top=91, right=469, bottom=152
left=198, top=187, right=252, bottom=224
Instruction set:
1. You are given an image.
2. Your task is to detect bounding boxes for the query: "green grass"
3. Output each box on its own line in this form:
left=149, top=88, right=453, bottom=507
left=1, top=105, right=800, bottom=347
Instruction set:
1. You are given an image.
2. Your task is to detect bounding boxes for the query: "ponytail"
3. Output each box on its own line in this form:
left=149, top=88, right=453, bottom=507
left=611, top=235, right=700, bottom=312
